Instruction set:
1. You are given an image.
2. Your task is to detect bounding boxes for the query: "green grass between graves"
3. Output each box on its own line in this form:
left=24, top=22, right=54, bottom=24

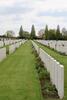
left=35, top=41, right=67, bottom=100
left=0, top=41, right=43, bottom=100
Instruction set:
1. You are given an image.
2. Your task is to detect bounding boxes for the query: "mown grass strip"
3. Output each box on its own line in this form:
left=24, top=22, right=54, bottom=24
left=0, top=41, right=43, bottom=100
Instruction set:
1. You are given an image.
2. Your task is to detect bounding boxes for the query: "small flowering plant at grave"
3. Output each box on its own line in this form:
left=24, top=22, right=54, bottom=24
left=32, top=45, right=59, bottom=99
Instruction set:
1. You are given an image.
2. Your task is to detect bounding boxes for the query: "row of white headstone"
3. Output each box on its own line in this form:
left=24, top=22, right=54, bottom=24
left=0, top=39, right=23, bottom=47
left=0, top=39, right=26, bottom=62
left=32, top=41, right=64, bottom=99
left=36, top=40, right=67, bottom=55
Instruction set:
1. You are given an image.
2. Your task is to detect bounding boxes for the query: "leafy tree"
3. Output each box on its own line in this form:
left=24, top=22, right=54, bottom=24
left=56, top=25, right=61, bottom=40
left=5, top=31, right=15, bottom=38
left=23, top=31, right=30, bottom=39
left=48, top=29, right=56, bottom=40
left=62, top=28, right=67, bottom=36
left=19, top=25, right=24, bottom=38
left=63, top=35, right=67, bottom=40
left=30, top=25, right=36, bottom=39
left=45, top=25, right=49, bottom=40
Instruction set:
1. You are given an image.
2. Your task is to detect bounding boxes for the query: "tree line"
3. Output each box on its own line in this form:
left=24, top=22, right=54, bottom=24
left=43, top=25, right=67, bottom=40
left=19, top=25, right=36, bottom=39
left=19, top=24, right=67, bottom=40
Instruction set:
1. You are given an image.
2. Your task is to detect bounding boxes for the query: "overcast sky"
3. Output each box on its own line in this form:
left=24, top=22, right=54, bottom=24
left=0, top=0, right=67, bottom=35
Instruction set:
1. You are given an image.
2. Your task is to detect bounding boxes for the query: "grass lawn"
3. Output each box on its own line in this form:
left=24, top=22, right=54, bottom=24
left=35, top=41, right=67, bottom=100
left=0, top=41, right=43, bottom=100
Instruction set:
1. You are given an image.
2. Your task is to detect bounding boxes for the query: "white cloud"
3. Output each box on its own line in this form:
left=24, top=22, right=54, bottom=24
left=0, top=0, right=67, bottom=35
left=0, top=0, right=15, bottom=6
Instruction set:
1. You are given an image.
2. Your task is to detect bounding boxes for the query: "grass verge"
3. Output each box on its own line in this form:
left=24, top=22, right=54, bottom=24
left=0, top=41, right=43, bottom=100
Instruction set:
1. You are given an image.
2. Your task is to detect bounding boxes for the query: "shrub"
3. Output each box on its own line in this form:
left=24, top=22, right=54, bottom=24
left=36, top=56, right=41, bottom=62
left=42, top=81, right=59, bottom=98
left=37, top=67, right=44, bottom=73
left=38, top=68, right=50, bottom=80
left=36, top=61, right=44, bottom=69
